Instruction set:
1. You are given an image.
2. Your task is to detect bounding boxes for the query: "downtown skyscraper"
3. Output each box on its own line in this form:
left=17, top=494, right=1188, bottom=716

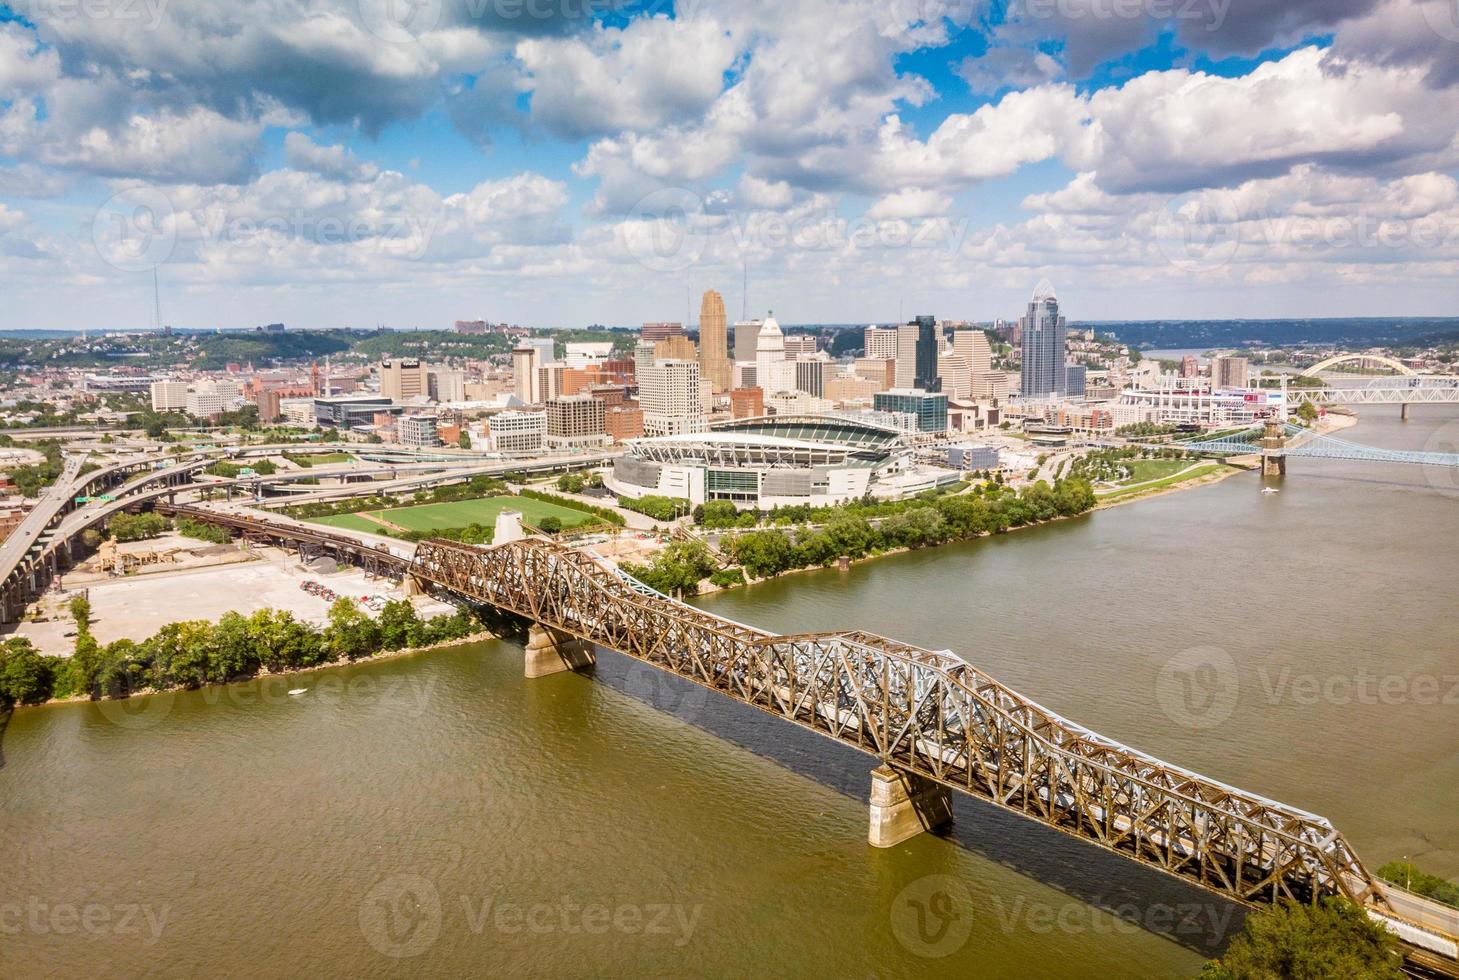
left=1019, top=280, right=1066, bottom=398
left=697, top=289, right=732, bottom=394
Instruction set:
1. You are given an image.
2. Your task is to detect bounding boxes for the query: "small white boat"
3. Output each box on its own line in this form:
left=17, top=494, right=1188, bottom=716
left=1261, top=487, right=1280, bottom=494
left=288, top=688, right=308, bottom=696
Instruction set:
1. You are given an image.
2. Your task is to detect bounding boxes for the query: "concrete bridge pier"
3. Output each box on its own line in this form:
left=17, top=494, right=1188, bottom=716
left=524, top=623, right=595, bottom=678
left=1402, top=402, right=1410, bottom=421
left=868, top=766, right=953, bottom=848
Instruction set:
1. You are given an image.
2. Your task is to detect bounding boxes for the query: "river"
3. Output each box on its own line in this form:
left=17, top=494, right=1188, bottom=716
left=2, top=404, right=1456, bottom=978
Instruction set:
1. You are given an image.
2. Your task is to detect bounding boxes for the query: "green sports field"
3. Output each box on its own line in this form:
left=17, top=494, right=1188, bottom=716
left=306, top=495, right=595, bottom=537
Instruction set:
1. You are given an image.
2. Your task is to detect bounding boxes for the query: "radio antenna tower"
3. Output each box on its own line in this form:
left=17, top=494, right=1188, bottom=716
left=152, top=267, right=163, bottom=332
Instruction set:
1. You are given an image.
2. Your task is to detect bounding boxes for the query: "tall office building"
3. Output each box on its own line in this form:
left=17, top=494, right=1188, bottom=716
left=912, top=315, right=940, bottom=392
left=1019, top=280, right=1067, bottom=398
left=698, top=290, right=732, bottom=394
left=734, top=319, right=764, bottom=363
left=895, top=324, right=918, bottom=387
left=783, top=335, right=817, bottom=358
left=512, top=347, right=541, bottom=404
left=794, top=356, right=831, bottom=398
left=380, top=358, right=429, bottom=402
left=655, top=335, right=697, bottom=363
left=952, top=328, right=998, bottom=398
left=755, top=315, right=796, bottom=395
left=864, top=326, right=899, bottom=360
left=639, top=359, right=706, bottom=436
left=1212, top=355, right=1250, bottom=389
left=894, top=316, right=939, bottom=391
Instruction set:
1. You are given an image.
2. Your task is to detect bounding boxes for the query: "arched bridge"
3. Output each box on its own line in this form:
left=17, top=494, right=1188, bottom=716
left=1300, top=353, right=1417, bottom=377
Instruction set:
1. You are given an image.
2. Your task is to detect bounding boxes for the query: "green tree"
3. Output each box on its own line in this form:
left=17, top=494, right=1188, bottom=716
left=1200, top=899, right=1402, bottom=979
left=1296, top=401, right=1319, bottom=423
left=537, top=516, right=563, bottom=534
left=377, top=600, right=421, bottom=651
left=621, top=541, right=716, bottom=596
left=323, top=598, right=381, bottom=661
left=210, top=611, right=261, bottom=680
left=458, top=431, right=471, bottom=449
left=0, top=637, right=52, bottom=705
left=731, top=530, right=797, bottom=578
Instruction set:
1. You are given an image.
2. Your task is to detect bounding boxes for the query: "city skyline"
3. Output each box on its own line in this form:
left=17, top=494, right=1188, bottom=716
left=2, top=2, right=1457, bottom=331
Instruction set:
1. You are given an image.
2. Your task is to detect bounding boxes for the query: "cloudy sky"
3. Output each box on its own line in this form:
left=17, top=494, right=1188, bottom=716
left=1, top=0, right=1457, bottom=331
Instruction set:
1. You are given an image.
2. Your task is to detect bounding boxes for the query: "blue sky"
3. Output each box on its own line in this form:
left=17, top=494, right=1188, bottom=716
left=0, top=0, right=1456, bottom=330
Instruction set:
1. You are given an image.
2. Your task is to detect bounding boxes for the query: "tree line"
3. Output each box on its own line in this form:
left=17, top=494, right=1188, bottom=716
left=623, top=479, right=1097, bottom=596
left=0, top=594, right=478, bottom=708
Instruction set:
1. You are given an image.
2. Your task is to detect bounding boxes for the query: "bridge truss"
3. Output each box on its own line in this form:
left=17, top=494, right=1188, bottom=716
left=1180, top=424, right=1459, bottom=467
left=410, top=536, right=1388, bottom=912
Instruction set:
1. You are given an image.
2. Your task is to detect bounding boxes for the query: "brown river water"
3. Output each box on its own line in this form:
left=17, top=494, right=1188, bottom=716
left=3, top=404, right=1456, bottom=978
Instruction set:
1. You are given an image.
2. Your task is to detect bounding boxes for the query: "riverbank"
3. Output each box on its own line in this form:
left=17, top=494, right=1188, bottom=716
left=690, top=412, right=1368, bottom=594
left=10, top=628, right=501, bottom=714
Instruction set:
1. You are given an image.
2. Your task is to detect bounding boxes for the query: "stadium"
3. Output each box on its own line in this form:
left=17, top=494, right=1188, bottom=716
left=606, top=414, right=923, bottom=510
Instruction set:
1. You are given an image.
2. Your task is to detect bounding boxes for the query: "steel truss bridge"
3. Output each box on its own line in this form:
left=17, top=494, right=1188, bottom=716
left=1286, top=377, right=1459, bottom=409
left=1179, top=423, right=1459, bottom=468
left=130, top=507, right=1457, bottom=967
left=411, top=539, right=1381, bottom=903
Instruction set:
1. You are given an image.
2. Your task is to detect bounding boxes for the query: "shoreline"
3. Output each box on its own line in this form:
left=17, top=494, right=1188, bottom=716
left=697, top=413, right=1363, bottom=594
left=10, top=628, right=501, bottom=714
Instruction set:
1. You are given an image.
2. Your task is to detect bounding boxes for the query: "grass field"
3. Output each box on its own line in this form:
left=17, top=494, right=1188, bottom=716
left=288, top=452, right=354, bottom=466
left=309, top=513, right=390, bottom=535
left=1120, top=459, right=1196, bottom=485
left=306, top=495, right=595, bottom=537
left=1097, top=463, right=1230, bottom=500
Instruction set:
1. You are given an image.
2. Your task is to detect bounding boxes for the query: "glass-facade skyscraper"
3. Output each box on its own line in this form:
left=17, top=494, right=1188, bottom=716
left=1019, top=280, right=1066, bottom=398
left=913, top=314, right=940, bottom=392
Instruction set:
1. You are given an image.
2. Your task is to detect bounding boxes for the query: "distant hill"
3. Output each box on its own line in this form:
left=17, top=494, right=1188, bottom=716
left=1089, top=318, right=1459, bottom=350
